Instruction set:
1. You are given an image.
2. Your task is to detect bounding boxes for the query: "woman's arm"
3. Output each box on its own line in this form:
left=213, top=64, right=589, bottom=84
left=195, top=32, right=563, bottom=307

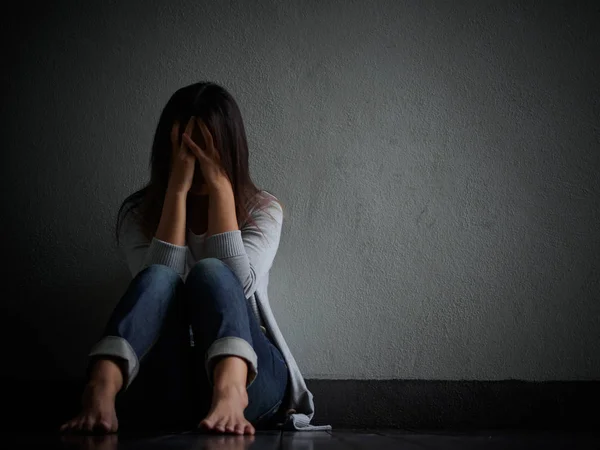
left=182, top=118, right=283, bottom=296
left=206, top=181, right=239, bottom=237
left=119, top=117, right=197, bottom=277
left=119, top=188, right=189, bottom=278
left=203, top=191, right=283, bottom=299
left=155, top=188, right=188, bottom=246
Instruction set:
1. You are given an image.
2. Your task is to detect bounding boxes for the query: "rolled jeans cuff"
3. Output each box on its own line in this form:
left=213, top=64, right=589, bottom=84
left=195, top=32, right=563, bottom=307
left=205, top=336, right=258, bottom=389
left=88, top=336, right=139, bottom=391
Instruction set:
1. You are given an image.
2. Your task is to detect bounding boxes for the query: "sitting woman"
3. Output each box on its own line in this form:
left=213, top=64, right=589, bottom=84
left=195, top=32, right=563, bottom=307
left=60, top=81, right=330, bottom=435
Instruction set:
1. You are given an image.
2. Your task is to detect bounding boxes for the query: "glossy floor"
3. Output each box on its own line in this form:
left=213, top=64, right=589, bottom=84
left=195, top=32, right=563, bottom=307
left=6, top=429, right=600, bottom=449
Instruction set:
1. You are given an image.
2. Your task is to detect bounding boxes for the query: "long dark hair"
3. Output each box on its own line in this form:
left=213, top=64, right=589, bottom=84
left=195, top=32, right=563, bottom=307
left=115, top=81, right=282, bottom=246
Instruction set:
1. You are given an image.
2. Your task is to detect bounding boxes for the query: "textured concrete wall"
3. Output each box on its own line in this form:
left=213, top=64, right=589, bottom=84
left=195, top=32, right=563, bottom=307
left=2, top=0, right=599, bottom=381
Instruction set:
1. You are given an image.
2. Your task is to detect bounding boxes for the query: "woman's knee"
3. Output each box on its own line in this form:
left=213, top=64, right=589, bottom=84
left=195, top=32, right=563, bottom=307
left=136, top=264, right=182, bottom=285
left=130, top=264, right=184, bottom=304
left=186, top=258, right=231, bottom=286
left=104, top=264, right=185, bottom=339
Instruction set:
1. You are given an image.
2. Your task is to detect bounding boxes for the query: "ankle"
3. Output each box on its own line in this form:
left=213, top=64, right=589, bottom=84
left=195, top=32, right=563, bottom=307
left=87, top=378, right=120, bottom=396
left=87, top=358, right=124, bottom=394
left=213, top=383, right=248, bottom=402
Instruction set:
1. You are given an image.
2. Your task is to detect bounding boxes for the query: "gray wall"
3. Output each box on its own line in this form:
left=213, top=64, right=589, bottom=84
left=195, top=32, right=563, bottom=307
left=2, top=0, right=598, bottom=382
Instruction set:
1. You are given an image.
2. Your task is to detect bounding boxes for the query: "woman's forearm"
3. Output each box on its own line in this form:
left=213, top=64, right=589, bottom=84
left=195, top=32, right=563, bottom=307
left=207, top=182, right=238, bottom=237
left=154, top=188, right=188, bottom=246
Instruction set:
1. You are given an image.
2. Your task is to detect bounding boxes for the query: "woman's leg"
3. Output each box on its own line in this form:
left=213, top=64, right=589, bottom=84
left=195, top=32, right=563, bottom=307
left=184, top=258, right=289, bottom=435
left=60, top=264, right=195, bottom=433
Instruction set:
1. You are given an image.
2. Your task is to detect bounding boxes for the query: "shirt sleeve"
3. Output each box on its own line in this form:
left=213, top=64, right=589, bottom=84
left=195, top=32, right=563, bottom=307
left=118, top=207, right=188, bottom=278
left=201, top=196, right=283, bottom=298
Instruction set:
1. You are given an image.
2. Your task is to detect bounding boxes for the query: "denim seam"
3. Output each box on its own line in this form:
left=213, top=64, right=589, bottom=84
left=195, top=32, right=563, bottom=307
left=255, top=398, right=283, bottom=426
left=135, top=313, right=185, bottom=365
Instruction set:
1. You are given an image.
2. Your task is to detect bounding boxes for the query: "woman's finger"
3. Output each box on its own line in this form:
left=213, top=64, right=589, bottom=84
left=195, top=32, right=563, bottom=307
left=195, top=118, right=217, bottom=158
left=178, top=116, right=195, bottom=155
left=184, top=116, right=195, bottom=138
left=182, top=133, right=208, bottom=163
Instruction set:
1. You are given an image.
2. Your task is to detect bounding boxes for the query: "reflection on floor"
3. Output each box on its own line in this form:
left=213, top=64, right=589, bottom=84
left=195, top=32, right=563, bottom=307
left=5, top=429, right=600, bottom=449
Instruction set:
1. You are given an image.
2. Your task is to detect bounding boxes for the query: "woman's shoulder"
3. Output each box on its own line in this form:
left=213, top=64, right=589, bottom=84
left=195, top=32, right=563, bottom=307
left=118, top=199, right=142, bottom=225
left=248, top=190, right=283, bottom=218
left=118, top=191, right=145, bottom=218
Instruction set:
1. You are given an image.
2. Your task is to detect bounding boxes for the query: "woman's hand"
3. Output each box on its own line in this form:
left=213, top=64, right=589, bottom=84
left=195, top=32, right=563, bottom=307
left=182, top=118, right=232, bottom=192
left=168, top=117, right=197, bottom=195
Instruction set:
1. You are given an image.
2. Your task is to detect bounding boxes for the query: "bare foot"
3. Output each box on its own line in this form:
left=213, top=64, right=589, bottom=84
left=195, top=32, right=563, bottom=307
left=199, top=385, right=255, bottom=435
left=59, top=382, right=119, bottom=433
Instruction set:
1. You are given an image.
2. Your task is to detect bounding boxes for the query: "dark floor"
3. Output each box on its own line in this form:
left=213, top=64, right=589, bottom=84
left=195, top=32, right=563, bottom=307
left=6, top=429, right=600, bottom=449
left=4, top=379, right=600, bottom=448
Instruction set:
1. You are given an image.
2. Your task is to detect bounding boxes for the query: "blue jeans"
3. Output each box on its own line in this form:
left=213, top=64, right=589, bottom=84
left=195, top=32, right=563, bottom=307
left=87, top=259, right=289, bottom=431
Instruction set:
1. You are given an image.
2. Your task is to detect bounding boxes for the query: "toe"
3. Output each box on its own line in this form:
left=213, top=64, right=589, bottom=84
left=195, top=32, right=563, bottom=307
left=225, top=421, right=236, bottom=433
left=234, top=423, right=245, bottom=435
left=215, top=420, right=226, bottom=432
left=199, top=419, right=212, bottom=430
left=246, top=423, right=255, bottom=435
left=63, top=419, right=75, bottom=432
left=97, top=419, right=111, bottom=433
left=83, top=418, right=94, bottom=432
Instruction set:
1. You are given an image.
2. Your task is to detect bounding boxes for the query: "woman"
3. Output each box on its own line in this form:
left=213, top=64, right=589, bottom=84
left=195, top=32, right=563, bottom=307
left=59, top=82, right=330, bottom=435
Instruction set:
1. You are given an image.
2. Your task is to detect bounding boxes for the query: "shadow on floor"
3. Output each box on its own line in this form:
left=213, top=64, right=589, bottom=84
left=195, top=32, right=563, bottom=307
left=5, top=429, right=600, bottom=449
